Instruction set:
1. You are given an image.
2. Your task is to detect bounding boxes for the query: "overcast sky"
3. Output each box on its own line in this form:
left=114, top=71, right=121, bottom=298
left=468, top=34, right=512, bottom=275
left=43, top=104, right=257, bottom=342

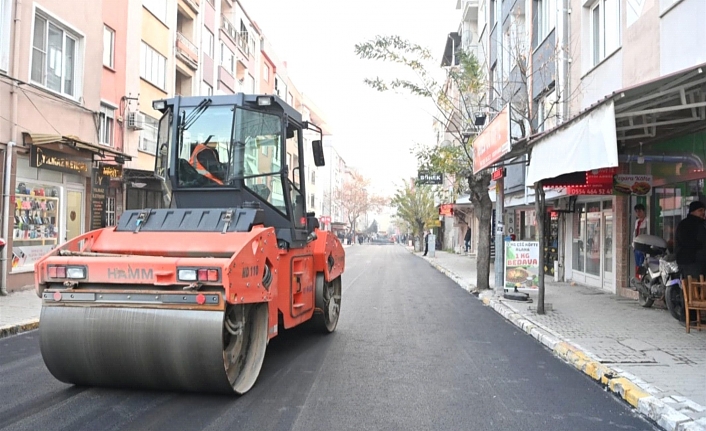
left=241, top=0, right=460, bottom=198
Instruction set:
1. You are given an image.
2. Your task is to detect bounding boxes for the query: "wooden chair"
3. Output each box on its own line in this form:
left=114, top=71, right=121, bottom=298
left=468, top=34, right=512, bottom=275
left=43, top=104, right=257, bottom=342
left=684, top=276, right=706, bottom=333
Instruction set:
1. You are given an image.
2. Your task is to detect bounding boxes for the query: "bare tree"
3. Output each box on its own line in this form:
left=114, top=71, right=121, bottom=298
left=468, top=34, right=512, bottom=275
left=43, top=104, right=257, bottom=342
left=334, top=171, right=386, bottom=235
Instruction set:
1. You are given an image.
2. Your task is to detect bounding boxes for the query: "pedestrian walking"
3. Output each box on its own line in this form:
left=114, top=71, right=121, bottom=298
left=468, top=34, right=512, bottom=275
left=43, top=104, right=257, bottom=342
left=464, top=227, right=472, bottom=253
left=423, top=231, right=429, bottom=256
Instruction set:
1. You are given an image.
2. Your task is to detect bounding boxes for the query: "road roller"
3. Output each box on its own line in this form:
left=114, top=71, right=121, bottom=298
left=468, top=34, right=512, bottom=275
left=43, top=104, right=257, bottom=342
left=34, top=94, right=344, bottom=394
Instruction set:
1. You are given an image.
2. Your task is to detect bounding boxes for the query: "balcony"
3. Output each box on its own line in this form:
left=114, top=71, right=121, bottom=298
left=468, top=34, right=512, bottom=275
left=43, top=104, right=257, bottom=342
left=220, top=14, right=251, bottom=57
left=176, top=32, right=199, bottom=70
left=461, top=0, right=479, bottom=22
left=180, top=0, right=200, bottom=14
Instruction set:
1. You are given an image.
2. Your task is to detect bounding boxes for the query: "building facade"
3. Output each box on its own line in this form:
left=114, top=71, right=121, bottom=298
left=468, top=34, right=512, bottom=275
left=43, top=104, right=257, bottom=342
left=0, top=0, right=336, bottom=292
left=451, top=0, right=706, bottom=298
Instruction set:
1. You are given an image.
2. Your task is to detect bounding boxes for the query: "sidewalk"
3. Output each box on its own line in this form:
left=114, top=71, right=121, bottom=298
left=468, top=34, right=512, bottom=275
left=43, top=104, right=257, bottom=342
left=0, top=288, right=41, bottom=338
left=413, top=247, right=706, bottom=431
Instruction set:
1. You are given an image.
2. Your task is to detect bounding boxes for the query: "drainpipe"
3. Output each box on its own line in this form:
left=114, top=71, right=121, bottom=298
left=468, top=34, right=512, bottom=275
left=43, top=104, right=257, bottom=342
left=1, top=142, right=14, bottom=296
left=618, top=154, right=705, bottom=171
left=2, top=0, right=22, bottom=295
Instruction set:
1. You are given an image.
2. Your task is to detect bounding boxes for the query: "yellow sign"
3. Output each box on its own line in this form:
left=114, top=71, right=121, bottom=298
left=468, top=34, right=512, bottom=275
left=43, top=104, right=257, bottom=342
left=428, top=220, right=441, bottom=227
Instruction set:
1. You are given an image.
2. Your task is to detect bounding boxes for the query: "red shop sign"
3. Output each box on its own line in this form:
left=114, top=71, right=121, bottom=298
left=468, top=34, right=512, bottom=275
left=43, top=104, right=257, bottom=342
left=566, top=185, right=613, bottom=196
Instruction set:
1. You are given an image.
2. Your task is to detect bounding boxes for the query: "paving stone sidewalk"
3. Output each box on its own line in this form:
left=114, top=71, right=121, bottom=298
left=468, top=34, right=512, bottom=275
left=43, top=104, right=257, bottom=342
left=0, top=288, right=41, bottom=337
left=414, top=247, right=706, bottom=431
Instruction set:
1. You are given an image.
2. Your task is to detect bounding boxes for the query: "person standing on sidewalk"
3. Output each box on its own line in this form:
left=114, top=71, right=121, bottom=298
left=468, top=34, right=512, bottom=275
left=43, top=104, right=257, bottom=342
left=464, top=227, right=472, bottom=254
left=423, top=231, right=429, bottom=256
left=633, top=204, right=649, bottom=279
left=675, top=201, right=706, bottom=279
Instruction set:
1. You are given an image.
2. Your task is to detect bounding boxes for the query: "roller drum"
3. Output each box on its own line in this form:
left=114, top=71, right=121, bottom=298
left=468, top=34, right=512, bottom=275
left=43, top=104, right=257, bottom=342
left=39, top=305, right=256, bottom=394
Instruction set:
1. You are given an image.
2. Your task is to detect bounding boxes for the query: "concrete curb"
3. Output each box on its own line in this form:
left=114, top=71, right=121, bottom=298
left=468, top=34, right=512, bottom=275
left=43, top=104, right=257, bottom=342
left=416, top=251, right=706, bottom=431
left=0, top=319, right=39, bottom=339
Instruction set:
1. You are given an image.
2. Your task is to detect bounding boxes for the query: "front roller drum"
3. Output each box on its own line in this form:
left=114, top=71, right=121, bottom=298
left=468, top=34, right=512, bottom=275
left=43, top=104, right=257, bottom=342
left=39, top=302, right=269, bottom=394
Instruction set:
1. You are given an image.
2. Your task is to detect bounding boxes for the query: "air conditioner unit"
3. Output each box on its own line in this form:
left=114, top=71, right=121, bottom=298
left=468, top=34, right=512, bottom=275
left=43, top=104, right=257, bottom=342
left=127, top=112, right=145, bottom=130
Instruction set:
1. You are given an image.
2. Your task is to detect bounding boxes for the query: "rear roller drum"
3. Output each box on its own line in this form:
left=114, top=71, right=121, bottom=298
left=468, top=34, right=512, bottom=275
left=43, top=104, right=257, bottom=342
left=313, top=274, right=341, bottom=333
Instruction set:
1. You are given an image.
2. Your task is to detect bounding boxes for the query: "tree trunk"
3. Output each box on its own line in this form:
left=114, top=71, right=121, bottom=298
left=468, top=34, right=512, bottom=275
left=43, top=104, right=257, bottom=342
left=534, top=182, right=546, bottom=314
left=469, top=172, right=492, bottom=290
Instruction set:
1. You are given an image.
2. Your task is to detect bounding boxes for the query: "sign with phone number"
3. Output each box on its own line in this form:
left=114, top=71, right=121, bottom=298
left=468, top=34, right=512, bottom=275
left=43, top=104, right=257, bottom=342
left=566, top=186, right=613, bottom=195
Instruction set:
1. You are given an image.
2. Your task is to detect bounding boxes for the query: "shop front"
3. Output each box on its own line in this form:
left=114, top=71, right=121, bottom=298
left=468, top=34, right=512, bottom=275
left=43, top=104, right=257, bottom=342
left=6, top=134, right=131, bottom=291
left=9, top=143, right=92, bottom=288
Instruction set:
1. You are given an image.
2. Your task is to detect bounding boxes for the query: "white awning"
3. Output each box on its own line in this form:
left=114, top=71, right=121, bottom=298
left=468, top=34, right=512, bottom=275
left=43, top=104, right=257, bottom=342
left=526, top=101, right=619, bottom=184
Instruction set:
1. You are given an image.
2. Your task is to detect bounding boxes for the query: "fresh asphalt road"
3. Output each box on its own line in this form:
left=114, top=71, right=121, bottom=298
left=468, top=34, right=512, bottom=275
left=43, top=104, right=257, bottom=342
left=0, top=244, right=657, bottom=431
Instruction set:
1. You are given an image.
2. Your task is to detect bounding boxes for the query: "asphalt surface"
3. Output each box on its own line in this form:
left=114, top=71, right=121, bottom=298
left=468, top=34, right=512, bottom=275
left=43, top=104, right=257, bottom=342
left=0, top=244, right=658, bottom=431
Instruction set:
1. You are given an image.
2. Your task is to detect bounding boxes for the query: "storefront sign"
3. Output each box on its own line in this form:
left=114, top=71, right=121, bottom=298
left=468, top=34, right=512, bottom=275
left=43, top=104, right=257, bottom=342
left=613, top=174, right=652, bottom=196
left=30, top=146, right=89, bottom=175
left=473, top=105, right=510, bottom=173
left=417, top=171, right=443, bottom=185
left=12, top=245, right=55, bottom=270
left=504, top=241, right=540, bottom=292
left=100, top=164, right=122, bottom=180
left=91, top=166, right=108, bottom=231
left=439, top=204, right=454, bottom=216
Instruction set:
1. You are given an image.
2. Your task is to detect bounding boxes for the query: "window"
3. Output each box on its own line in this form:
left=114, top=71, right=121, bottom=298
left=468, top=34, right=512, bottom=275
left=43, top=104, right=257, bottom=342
left=103, top=25, right=115, bottom=68
left=590, top=0, right=620, bottom=66
left=220, top=42, right=234, bottom=74
left=31, top=13, right=80, bottom=98
left=105, top=196, right=116, bottom=226
left=310, top=170, right=316, bottom=185
left=263, top=63, right=269, bottom=82
left=99, top=104, right=115, bottom=146
left=203, top=28, right=214, bottom=58
left=309, top=194, right=315, bottom=209
left=536, top=0, right=555, bottom=42
left=139, top=114, right=158, bottom=154
left=201, top=81, right=213, bottom=96
left=0, top=0, right=11, bottom=71
left=140, top=41, right=166, bottom=90
left=143, top=0, right=167, bottom=24
left=537, top=89, right=556, bottom=132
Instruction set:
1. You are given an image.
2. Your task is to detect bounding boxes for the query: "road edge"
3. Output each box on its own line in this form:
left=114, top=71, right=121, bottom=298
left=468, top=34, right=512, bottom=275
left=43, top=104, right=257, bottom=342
left=414, top=250, right=706, bottom=431
left=0, top=319, right=39, bottom=339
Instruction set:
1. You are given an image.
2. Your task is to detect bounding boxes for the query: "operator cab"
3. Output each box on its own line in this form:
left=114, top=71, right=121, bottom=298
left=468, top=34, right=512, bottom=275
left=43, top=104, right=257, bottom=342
left=152, top=94, right=325, bottom=249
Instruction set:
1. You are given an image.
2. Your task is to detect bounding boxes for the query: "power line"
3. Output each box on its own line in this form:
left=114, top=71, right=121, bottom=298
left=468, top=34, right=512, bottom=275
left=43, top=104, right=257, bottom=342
left=19, top=86, right=61, bottom=134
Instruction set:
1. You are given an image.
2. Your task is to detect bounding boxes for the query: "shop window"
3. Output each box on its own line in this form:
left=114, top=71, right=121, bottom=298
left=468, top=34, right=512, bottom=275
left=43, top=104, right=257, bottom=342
left=12, top=182, right=61, bottom=272
left=572, top=203, right=586, bottom=273
left=585, top=202, right=602, bottom=277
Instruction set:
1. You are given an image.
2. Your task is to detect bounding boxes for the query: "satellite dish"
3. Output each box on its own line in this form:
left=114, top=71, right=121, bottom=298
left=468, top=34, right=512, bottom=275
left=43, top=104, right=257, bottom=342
left=441, top=140, right=453, bottom=147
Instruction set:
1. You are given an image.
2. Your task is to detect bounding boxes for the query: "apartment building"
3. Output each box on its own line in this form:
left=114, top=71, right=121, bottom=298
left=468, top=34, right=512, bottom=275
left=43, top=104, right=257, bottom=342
left=0, top=0, right=132, bottom=292
left=451, top=0, right=706, bottom=297
left=0, top=0, right=336, bottom=292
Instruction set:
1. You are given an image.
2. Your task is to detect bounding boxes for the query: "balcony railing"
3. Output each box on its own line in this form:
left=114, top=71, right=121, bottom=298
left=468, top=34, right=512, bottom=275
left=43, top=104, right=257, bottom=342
left=176, top=32, right=199, bottom=70
left=220, top=14, right=251, bottom=57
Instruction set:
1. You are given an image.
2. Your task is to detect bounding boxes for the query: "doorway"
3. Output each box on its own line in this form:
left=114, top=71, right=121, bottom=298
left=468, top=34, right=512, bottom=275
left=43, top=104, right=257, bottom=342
left=65, top=189, right=84, bottom=242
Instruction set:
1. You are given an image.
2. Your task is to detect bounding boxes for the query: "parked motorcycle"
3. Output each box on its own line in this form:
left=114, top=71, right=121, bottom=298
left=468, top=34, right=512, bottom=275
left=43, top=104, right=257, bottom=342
left=632, top=235, right=681, bottom=308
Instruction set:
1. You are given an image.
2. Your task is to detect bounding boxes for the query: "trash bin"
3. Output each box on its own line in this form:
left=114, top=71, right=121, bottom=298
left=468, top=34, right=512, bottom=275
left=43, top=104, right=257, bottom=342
left=428, top=233, right=436, bottom=257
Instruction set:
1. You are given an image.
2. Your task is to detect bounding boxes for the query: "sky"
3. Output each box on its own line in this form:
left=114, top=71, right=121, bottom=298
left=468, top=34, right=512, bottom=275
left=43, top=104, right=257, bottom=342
left=241, top=0, right=460, bottom=198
